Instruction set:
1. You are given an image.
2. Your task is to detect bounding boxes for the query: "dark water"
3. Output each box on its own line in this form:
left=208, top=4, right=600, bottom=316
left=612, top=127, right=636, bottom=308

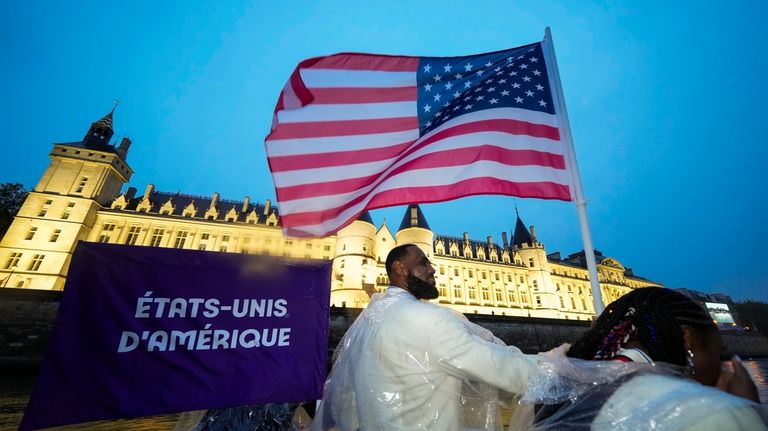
left=2, top=359, right=768, bottom=430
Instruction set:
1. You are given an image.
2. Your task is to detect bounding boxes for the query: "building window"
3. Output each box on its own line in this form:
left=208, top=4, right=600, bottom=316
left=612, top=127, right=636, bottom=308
left=482, top=272, right=487, bottom=280
left=453, top=285, right=463, bottom=299
left=25, top=227, right=38, bottom=240
left=532, top=280, right=538, bottom=291
left=50, top=229, right=61, bottom=242
left=495, top=273, right=500, bottom=281
left=38, top=199, right=53, bottom=217
left=27, top=254, right=45, bottom=271
left=468, top=269, right=473, bottom=278
left=222, top=235, right=230, bottom=242
left=174, top=231, right=188, bottom=248
left=481, top=286, right=490, bottom=300
left=125, top=226, right=140, bottom=245
left=75, top=177, right=88, bottom=193
left=149, top=229, right=164, bottom=247
left=98, top=223, right=116, bottom=243
left=219, top=246, right=228, bottom=252
left=536, top=296, right=542, bottom=306
left=323, top=245, right=331, bottom=251
left=198, top=244, right=207, bottom=251
left=469, top=288, right=477, bottom=300
left=201, top=233, right=210, bottom=240
left=453, top=268, right=459, bottom=277
left=528, top=257, right=535, bottom=267
left=495, top=288, right=504, bottom=301
left=4, top=253, right=22, bottom=269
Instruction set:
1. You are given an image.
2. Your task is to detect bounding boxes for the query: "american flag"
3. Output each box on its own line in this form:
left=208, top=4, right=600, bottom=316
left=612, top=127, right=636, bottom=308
left=266, top=41, right=574, bottom=237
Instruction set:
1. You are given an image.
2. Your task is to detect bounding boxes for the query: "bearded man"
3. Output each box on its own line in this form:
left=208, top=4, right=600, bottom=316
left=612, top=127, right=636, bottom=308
left=311, top=244, right=537, bottom=431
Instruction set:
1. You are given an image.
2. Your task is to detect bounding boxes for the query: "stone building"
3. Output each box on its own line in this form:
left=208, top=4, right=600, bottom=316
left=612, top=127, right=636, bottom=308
left=0, top=110, right=661, bottom=319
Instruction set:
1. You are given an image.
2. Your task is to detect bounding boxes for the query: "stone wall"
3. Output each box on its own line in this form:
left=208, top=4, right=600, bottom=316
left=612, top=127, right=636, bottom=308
left=2, top=289, right=767, bottom=368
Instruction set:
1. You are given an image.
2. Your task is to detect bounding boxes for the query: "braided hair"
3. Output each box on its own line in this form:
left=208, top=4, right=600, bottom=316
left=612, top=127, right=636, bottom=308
left=567, top=287, right=716, bottom=366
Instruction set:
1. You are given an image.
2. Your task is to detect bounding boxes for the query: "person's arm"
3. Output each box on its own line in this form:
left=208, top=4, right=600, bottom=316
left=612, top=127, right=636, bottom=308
left=428, top=308, right=536, bottom=394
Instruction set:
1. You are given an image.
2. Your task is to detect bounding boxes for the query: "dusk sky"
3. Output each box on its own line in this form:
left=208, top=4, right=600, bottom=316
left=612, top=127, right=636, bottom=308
left=1, top=1, right=766, bottom=301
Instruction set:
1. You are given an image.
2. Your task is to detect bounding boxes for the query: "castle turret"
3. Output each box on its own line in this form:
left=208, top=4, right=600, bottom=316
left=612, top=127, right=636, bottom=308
left=331, top=211, right=377, bottom=308
left=395, top=204, right=434, bottom=259
left=511, top=213, right=557, bottom=316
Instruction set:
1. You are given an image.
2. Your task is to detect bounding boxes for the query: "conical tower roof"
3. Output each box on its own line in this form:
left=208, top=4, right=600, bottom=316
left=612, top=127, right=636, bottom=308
left=511, top=213, right=533, bottom=247
left=398, top=204, right=430, bottom=231
left=357, top=210, right=374, bottom=225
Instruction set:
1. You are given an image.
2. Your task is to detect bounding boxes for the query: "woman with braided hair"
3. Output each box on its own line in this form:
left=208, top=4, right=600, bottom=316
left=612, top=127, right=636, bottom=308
left=511, top=287, right=766, bottom=430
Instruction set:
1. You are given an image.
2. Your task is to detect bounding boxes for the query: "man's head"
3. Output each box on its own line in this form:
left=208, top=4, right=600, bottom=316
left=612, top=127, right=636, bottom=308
left=385, top=244, right=438, bottom=300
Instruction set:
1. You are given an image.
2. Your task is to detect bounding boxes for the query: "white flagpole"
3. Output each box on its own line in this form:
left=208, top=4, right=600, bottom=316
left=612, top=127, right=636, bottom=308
left=541, top=27, right=605, bottom=315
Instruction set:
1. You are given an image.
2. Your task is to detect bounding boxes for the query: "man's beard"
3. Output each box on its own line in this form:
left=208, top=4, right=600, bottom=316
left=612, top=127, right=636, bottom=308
left=406, top=274, right=438, bottom=300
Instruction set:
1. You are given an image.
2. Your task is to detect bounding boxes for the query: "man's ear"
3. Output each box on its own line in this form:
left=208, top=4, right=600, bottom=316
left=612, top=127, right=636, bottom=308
left=393, top=259, right=408, bottom=277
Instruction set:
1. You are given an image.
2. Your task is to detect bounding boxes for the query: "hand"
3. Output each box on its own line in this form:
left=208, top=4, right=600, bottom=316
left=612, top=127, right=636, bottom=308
left=716, top=355, right=760, bottom=402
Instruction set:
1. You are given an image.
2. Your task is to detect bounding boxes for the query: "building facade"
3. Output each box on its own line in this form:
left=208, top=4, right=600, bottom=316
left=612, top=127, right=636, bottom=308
left=0, top=110, right=661, bottom=319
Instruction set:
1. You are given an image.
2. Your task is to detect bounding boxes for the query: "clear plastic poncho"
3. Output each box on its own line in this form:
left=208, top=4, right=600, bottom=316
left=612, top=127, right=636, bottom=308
left=312, top=287, right=535, bottom=431
left=509, top=345, right=768, bottom=431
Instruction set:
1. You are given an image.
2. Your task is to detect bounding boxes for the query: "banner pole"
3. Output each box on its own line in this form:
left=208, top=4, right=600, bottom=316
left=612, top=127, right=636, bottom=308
left=541, top=27, right=605, bottom=315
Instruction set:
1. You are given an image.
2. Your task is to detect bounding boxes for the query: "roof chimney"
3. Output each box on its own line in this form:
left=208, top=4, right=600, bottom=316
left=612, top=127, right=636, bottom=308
left=125, top=187, right=137, bottom=200
left=116, top=137, right=132, bottom=160
left=242, top=196, right=250, bottom=213
left=143, top=183, right=154, bottom=198
left=263, top=199, right=271, bottom=215
left=487, top=236, right=494, bottom=246
left=501, top=232, right=509, bottom=248
left=530, top=225, right=537, bottom=242
left=210, top=192, right=220, bottom=209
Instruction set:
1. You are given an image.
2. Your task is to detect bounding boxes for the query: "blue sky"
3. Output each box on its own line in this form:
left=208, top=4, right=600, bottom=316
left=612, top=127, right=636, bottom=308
left=1, top=1, right=766, bottom=301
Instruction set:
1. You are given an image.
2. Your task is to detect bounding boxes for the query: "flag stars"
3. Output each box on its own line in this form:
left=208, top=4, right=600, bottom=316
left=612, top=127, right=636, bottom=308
left=501, top=90, right=510, bottom=96
left=525, top=90, right=534, bottom=97
left=454, top=73, right=463, bottom=80
left=523, top=76, right=532, bottom=82
left=434, top=74, right=442, bottom=82
left=425, top=120, right=432, bottom=127
left=485, top=61, right=493, bottom=67
left=533, top=70, right=541, bottom=76
left=423, top=64, right=432, bottom=73
left=536, top=84, right=544, bottom=91
left=464, top=81, right=472, bottom=89
left=464, top=63, right=473, bottom=71
left=423, top=104, right=432, bottom=113
left=453, top=91, right=461, bottom=98
left=445, top=82, right=453, bottom=90
left=476, top=95, right=484, bottom=101
left=538, top=100, right=547, bottom=107
left=486, top=87, right=496, bottom=92
left=494, top=66, right=501, bottom=72
left=443, top=64, right=452, bottom=73
left=515, top=96, right=524, bottom=103
left=476, top=70, right=483, bottom=77
left=519, top=63, right=528, bottom=69
left=434, top=94, right=442, bottom=102
left=489, top=98, right=498, bottom=104
left=498, top=78, right=507, bottom=84
left=512, top=82, right=521, bottom=88
left=464, top=104, right=473, bottom=110
left=509, top=71, right=518, bottom=76
left=530, top=57, right=538, bottom=62
left=424, top=83, right=432, bottom=92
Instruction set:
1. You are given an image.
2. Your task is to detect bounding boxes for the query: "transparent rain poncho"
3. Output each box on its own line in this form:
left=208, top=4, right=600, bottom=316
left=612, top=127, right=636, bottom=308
left=509, top=345, right=768, bottom=431
left=311, top=287, right=536, bottom=431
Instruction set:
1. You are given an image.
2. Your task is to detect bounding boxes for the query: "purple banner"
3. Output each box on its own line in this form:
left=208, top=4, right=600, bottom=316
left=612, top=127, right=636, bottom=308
left=21, top=242, right=331, bottom=430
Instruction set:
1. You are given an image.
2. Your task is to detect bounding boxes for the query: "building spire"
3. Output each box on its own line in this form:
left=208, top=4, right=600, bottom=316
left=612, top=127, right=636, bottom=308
left=511, top=211, right=534, bottom=247
left=82, top=105, right=116, bottom=149
left=398, top=204, right=431, bottom=231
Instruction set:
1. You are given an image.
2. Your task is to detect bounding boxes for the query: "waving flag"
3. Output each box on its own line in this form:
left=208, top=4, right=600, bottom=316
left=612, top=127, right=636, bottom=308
left=266, top=41, right=574, bottom=237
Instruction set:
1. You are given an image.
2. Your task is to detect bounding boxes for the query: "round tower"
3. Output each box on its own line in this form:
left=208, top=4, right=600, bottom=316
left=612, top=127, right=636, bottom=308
left=510, top=213, right=558, bottom=317
left=331, top=211, right=377, bottom=308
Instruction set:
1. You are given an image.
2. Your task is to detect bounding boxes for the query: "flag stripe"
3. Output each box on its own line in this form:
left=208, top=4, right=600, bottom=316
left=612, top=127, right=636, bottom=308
left=300, top=69, right=416, bottom=88
left=265, top=129, right=420, bottom=157
left=311, top=54, right=420, bottom=71
left=310, top=87, right=417, bottom=104
left=276, top=101, right=416, bottom=123
left=266, top=116, right=419, bottom=140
